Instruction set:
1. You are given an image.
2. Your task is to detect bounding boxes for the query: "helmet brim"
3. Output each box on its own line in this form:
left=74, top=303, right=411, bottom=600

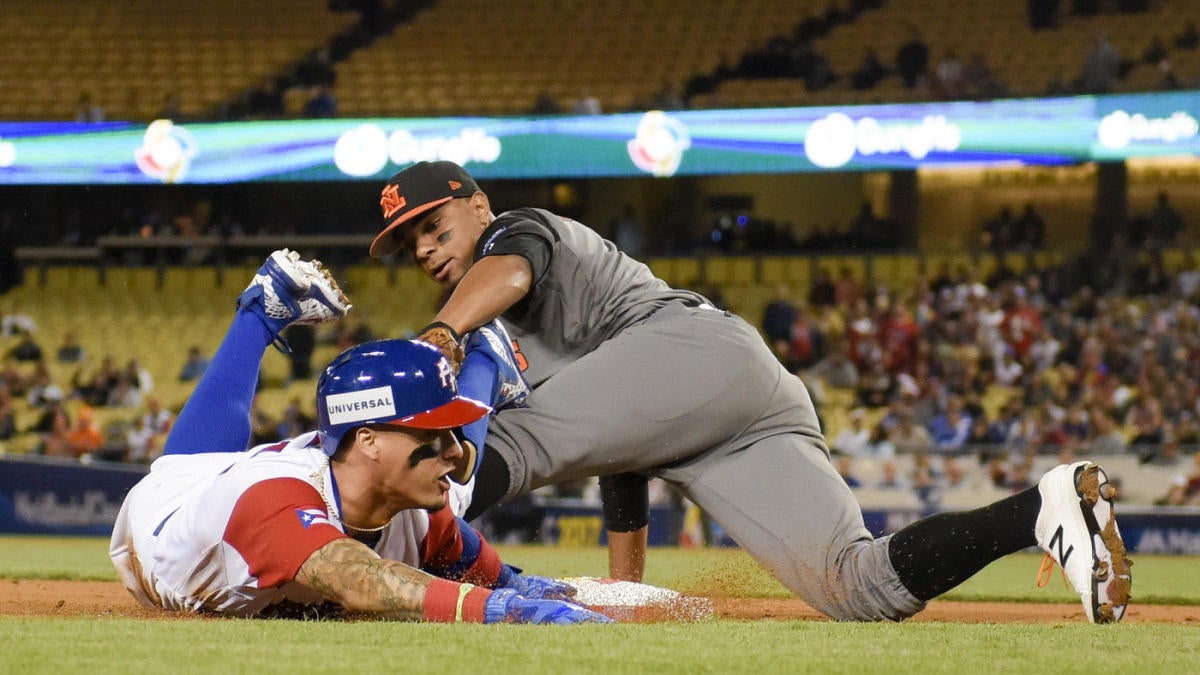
left=389, top=395, right=491, bottom=429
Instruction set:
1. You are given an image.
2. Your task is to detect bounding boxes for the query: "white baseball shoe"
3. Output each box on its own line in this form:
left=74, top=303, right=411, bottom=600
left=238, top=249, right=351, bottom=349
left=289, top=256, right=352, bottom=325
left=1034, top=461, right=1132, bottom=623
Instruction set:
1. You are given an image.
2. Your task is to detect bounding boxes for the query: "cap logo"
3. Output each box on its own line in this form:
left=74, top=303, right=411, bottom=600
left=325, top=385, right=397, bottom=425
left=448, top=180, right=462, bottom=190
left=380, top=184, right=407, bottom=219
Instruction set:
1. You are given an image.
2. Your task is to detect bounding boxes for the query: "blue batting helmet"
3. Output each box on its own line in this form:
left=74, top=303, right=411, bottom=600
left=316, top=339, right=490, bottom=456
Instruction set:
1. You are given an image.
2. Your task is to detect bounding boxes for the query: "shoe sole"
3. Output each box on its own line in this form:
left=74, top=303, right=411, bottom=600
left=305, top=262, right=351, bottom=313
left=1075, top=464, right=1133, bottom=623
left=291, top=260, right=351, bottom=322
left=265, top=251, right=309, bottom=297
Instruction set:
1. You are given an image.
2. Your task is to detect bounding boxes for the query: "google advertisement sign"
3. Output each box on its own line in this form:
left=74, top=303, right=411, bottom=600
left=804, top=112, right=963, bottom=169
left=333, top=124, right=502, bottom=177
left=1096, top=110, right=1199, bottom=152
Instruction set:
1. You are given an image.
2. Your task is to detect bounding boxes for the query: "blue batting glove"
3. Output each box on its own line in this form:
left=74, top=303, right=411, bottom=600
left=496, top=564, right=577, bottom=600
left=464, top=320, right=530, bottom=410
left=483, top=589, right=613, bottom=625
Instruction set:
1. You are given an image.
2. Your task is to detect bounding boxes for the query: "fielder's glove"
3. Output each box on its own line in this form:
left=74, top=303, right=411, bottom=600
left=464, top=319, right=530, bottom=409
left=483, top=589, right=612, bottom=625
left=417, top=322, right=464, bottom=373
left=495, top=564, right=577, bottom=600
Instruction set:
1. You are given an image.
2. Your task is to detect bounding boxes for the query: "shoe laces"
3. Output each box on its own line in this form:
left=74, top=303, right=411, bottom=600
left=1035, top=552, right=1071, bottom=590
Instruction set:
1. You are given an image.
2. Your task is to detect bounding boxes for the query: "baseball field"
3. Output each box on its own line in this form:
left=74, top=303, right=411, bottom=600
left=1, top=536, right=1197, bottom=673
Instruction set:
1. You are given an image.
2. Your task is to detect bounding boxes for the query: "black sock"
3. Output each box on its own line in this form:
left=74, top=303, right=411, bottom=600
left=464, top=446, right=511, bottom=522
left=888, top=485, right=1042, bottom=601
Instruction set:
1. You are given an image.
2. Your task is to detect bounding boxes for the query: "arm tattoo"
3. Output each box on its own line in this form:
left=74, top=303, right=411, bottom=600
left=296, top=538, right=433, bottom=621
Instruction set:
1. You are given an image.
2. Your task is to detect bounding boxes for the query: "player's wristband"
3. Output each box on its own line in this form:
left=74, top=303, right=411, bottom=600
left=423, top=578, right=491, bottom=623
left=419, top=321, right=462, bottom=343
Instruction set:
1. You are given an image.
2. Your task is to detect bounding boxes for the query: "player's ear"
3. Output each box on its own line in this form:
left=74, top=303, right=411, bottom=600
left=468, top=191, right=491, bottom=226
left=354, top=426, right=382, bottom=461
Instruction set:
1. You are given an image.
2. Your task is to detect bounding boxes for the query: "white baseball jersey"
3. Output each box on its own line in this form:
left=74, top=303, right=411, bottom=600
left=109, top=432, right=471, bottom=617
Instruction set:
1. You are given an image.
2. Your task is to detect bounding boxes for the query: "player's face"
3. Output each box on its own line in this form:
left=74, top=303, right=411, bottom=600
left=373, top=426, right=464, bottom=510
left=403, top=193, right=489, bottom=289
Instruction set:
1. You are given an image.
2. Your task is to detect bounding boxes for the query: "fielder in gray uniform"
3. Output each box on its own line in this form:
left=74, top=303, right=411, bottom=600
left=369, top=160, right=1132, bottom=623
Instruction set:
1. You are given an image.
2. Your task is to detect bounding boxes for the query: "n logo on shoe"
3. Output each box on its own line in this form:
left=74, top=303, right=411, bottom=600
left=1049, top=525, right=1073, bottom=566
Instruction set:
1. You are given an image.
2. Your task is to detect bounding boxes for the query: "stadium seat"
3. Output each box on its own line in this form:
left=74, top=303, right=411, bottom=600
left=705, top=257, right=757, bottom=286
left=6, top=0, right=1196, bottom=119
left=335, top=0, right=832, bottom=117
left=0, top=0, right=356, bottom=120
left=870, top=254, right=923, bottom=294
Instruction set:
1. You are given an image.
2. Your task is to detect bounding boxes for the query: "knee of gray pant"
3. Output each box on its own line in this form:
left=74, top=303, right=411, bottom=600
left=816, top=535, right=927, bottom=622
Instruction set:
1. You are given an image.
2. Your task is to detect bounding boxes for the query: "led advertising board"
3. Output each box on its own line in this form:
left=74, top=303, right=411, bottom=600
left=0, top=91, right=1195, bottom=184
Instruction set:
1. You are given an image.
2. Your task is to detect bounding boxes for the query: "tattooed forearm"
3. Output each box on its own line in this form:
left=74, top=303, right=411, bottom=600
left=296, top=538, right=433, bottom=620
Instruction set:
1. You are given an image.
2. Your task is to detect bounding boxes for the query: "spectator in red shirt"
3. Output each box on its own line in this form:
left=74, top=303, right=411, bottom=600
left=879, top=300, right=921, bottom=375
left=787, top=305, right=827, bottom=371
left=998, top=286, right=1043, bottom=360
left=834, top=266, right=865, bottom=309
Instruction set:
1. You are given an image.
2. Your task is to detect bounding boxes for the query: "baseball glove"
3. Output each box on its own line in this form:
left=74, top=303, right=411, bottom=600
left=417, top=322, right=464, bottom=372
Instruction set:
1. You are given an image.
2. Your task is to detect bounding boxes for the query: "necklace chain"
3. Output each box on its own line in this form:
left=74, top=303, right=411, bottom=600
left=311, top=458, right=395, bottom=533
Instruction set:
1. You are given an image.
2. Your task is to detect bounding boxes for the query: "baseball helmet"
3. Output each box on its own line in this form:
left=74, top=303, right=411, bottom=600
left=316, top=339, right=490, bottom=456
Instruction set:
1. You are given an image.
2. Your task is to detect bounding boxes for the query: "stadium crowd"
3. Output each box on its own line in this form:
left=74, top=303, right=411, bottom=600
left=0, top=317, right=376, bottom=465
left=4, top=199, right=1200, bottom=515
left=758, top=225, right=1200, bottom=508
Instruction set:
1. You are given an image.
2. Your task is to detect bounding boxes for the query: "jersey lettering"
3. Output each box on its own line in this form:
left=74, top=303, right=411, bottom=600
left=510, top=339, right=529, bottom=372
left=479, top=226, right=510, bottom=256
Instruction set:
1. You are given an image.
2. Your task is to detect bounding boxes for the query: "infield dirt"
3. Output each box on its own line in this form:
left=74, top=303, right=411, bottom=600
left=4, top=579, right=1197, bottom=624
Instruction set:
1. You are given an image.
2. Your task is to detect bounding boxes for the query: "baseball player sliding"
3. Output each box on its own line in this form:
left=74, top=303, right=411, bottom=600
left=109, top=249, right=609, bottom=624
left=371, top=160, right=1132, bottom=623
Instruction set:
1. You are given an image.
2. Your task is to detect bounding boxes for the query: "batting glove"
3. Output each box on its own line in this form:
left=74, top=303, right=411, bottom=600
left=464, top=320, right=529, bottom=410
left=496, top=564, right=577, bottom=600
left=483, top=589, right=613, bottom=625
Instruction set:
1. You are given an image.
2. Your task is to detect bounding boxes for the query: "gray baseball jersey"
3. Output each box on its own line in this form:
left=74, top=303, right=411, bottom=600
left=479, top=208, right=923, bottom=620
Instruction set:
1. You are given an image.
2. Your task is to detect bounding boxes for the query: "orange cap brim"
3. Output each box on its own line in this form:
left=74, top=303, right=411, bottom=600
left=369, top=196, right=454, bottom=258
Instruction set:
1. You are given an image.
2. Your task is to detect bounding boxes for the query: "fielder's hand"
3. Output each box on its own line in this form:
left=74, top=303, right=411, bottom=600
left=496, top=564, right=577, bottom=600
left=417, top=322, right=464, bottom=372
left=483, top=589, right=613, bottom=625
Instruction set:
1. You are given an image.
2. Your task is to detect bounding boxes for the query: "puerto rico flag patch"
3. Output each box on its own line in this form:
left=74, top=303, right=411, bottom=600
left=296, top=508, right=331, bottom=529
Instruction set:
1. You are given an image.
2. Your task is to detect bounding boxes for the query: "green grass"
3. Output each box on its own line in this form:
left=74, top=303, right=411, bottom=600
left=2, top=536, right=1199, bottom=675
left=1, top=617, right=1197, bottom=674
left=3, top=536, right=1200, bottom=605
left=0, top=536, right=119, bottom=581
